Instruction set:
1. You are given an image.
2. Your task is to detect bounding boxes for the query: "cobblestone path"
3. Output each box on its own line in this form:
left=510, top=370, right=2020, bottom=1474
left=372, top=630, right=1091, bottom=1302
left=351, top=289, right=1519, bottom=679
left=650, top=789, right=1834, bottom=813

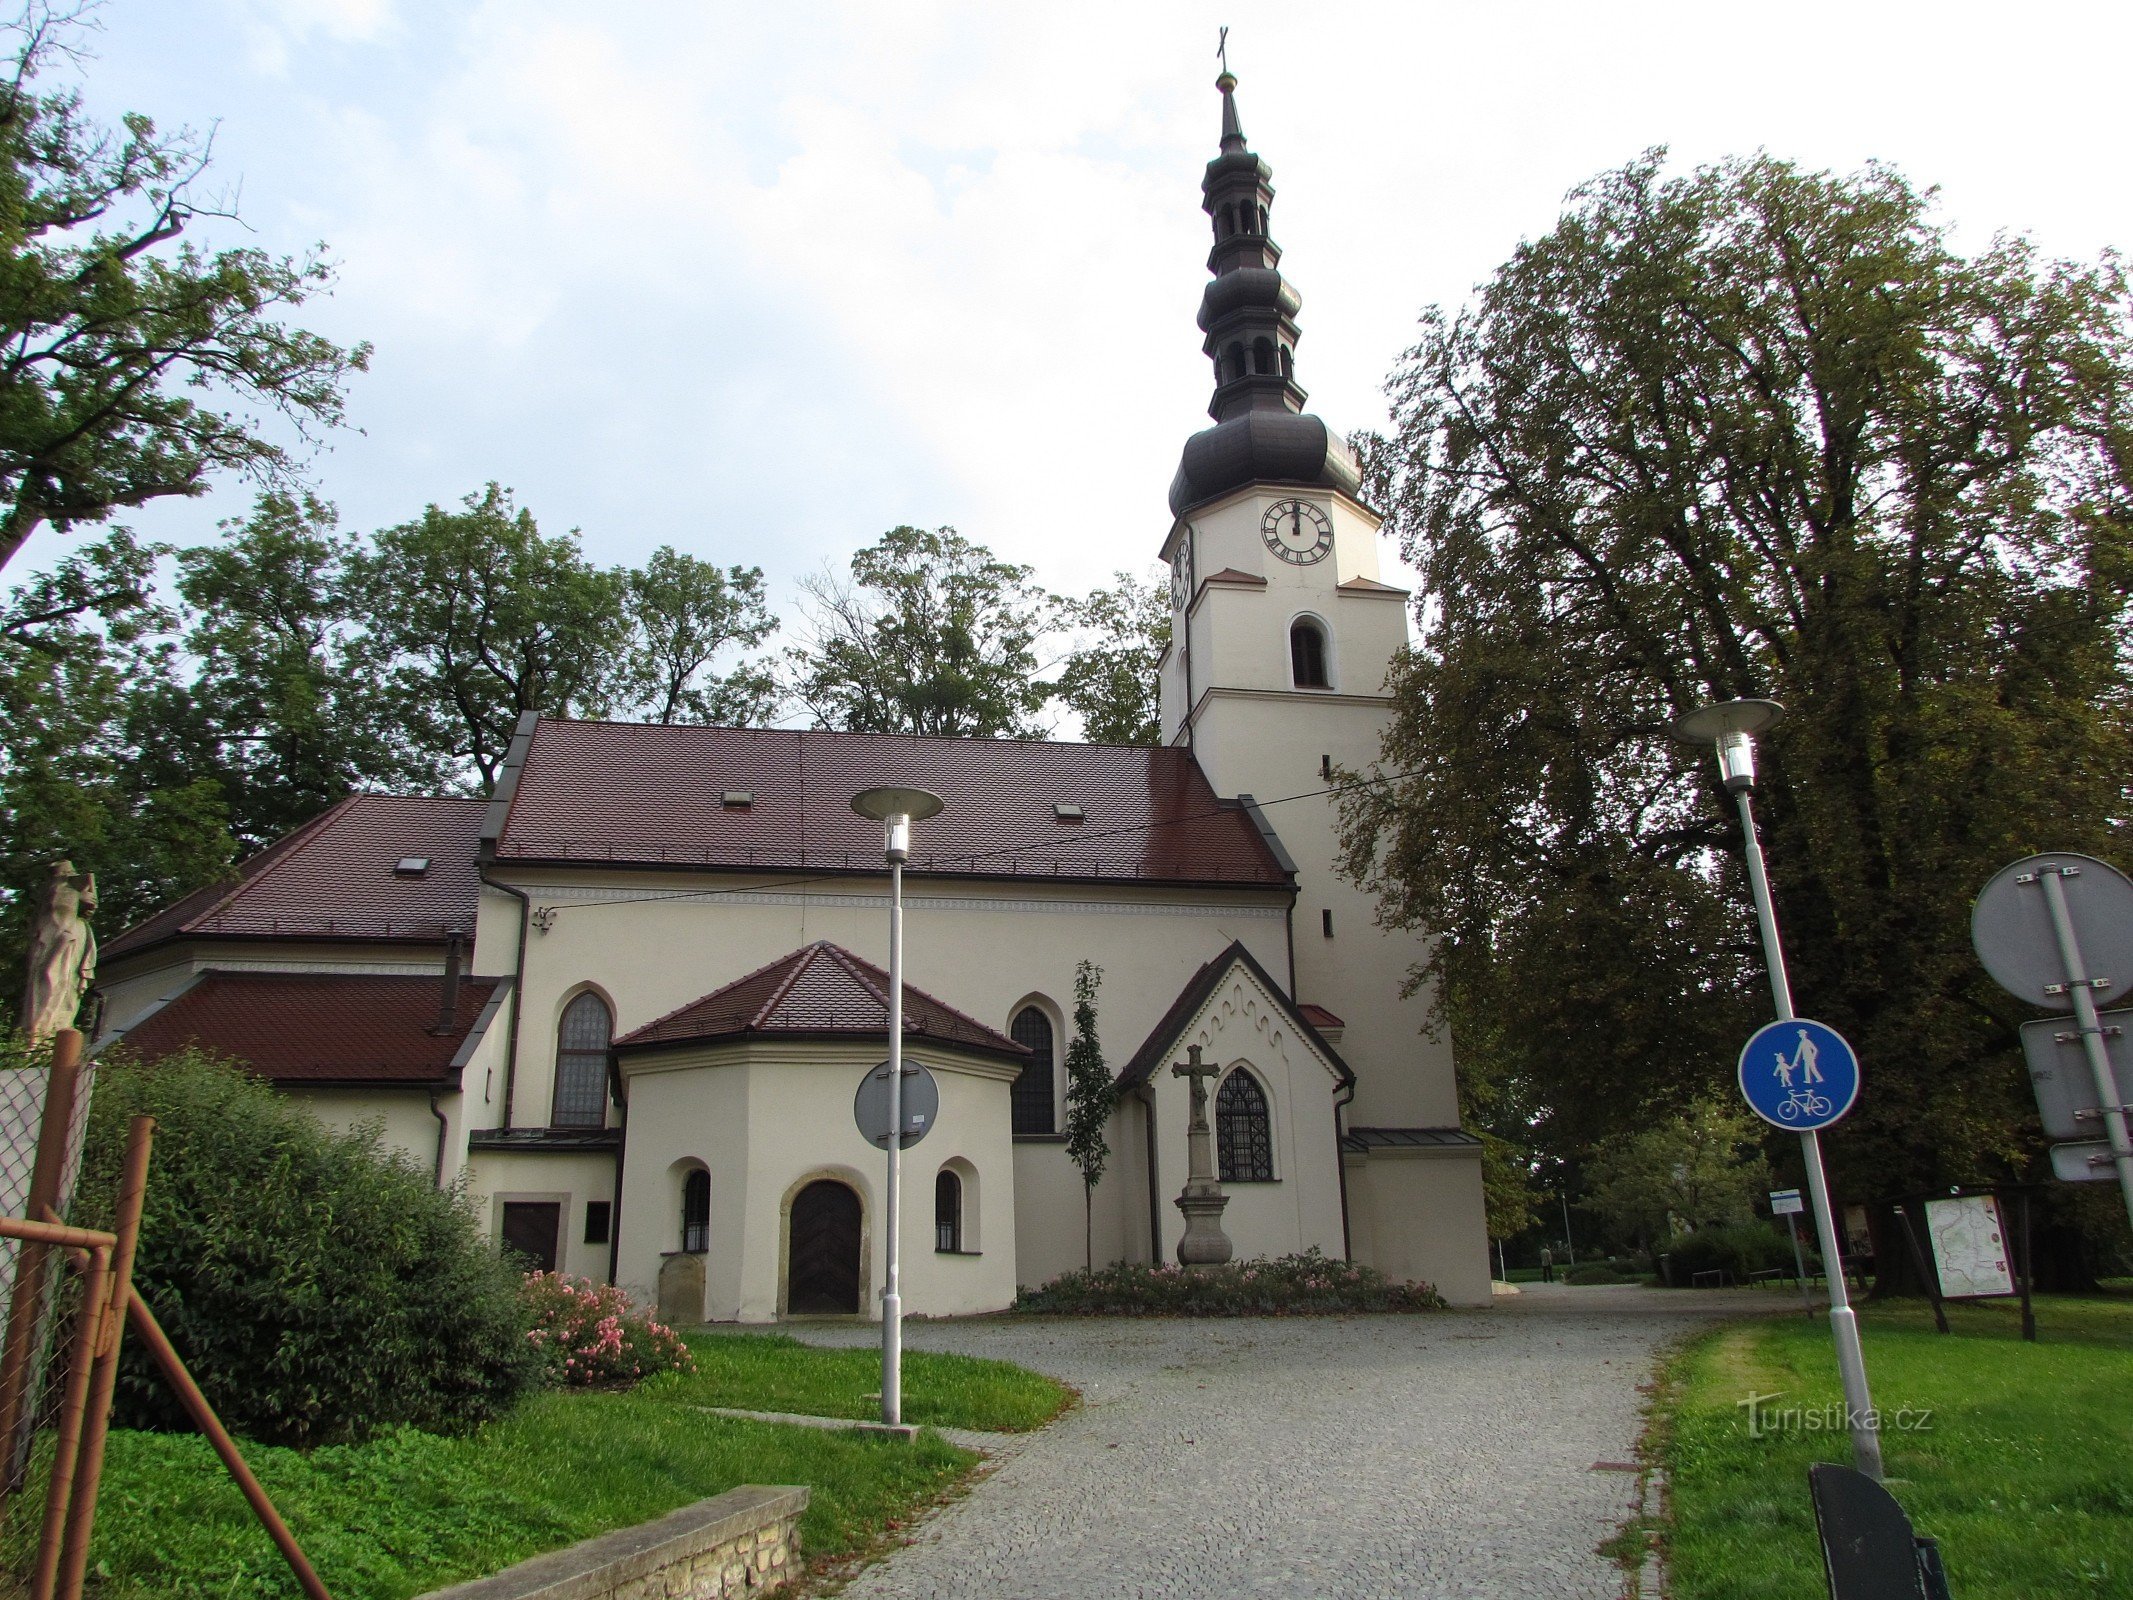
left=798, top=1283, right=1776, bottom=1599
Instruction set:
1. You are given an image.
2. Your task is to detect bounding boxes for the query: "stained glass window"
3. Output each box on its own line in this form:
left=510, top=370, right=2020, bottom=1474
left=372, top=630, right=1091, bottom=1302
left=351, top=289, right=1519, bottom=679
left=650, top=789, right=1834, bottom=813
left=1216, top=1069, right=1274, bottom=1182
left=553, top=992, right=611, bottom=1127
left=1010, top=1007, right=1055, bottom=1135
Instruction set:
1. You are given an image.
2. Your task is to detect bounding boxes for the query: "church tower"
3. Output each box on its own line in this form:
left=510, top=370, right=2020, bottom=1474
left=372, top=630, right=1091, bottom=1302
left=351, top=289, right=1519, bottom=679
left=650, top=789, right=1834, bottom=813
left=1156, top=69, right=1455, bottom=1142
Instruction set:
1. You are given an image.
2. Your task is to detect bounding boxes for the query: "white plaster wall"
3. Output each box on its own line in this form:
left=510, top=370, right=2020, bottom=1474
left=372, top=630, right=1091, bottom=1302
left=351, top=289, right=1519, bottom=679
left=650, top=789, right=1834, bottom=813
left=620, top=1041, right=1017, bottom=1324
left=1010, top=1113, right=1139, bottom=1288
left=1346, top=1153, right=1492, bottom=1307
left=283, top=1088, right=441, bottom=1171
left=463, top=1149, right=621, bottom=1284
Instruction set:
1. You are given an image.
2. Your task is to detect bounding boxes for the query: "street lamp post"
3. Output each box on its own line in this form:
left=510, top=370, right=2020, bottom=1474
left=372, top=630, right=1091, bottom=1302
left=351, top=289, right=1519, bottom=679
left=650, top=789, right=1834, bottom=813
left=850, top=785, right=944, bottom=1429
left=1672, top=700, right=1883, bottom=1481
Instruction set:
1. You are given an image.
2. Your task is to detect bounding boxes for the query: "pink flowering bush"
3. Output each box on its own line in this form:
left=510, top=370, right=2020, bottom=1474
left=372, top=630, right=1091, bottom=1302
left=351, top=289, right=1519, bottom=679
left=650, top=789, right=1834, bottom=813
left=521, top=1273, right=695, bottom=1388
left=1016, top=1248, right=1445, bottom=1316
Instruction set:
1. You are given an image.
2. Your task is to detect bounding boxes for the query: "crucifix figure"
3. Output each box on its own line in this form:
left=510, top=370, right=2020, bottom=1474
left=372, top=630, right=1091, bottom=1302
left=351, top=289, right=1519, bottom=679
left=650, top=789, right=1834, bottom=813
left=1171, top=1044, right=1233, bottom=1264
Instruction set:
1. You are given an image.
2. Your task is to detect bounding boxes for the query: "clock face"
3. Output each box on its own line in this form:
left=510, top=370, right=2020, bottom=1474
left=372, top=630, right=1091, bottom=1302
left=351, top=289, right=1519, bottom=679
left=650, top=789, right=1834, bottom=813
left=1169, top=521, right=1196, bottom=608
left=1261, top=499, right=1334, bottom=565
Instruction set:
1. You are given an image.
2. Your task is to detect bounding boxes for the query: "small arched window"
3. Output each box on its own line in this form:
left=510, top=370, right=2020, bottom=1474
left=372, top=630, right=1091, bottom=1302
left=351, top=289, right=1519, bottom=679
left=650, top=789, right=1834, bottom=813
left=1217, top=1069, right=1274, bottom=1182
left=935, top=1169, right=962, bottom=1252
left=553, top=992, right=611, bottom=1127
left=1010, top=1006, right=1056, bottom=1135
left=1278, top=344, right=1294, bottom=378
left=1218, top=203, right=1235, bottom=238
left=1291, top=620, right=1329, bottom=688
left=1223, top=342, right=1246, bottom=383
left=1252, top=337, right=1275, bottom=375
left=681, top=1168, right=710, bottom=1253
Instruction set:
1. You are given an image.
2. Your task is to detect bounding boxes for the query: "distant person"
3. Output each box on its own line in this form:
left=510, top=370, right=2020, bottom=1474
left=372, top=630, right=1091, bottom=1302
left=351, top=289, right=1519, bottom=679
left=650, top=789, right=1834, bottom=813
left=1540, top=1245, right=1555, bottom=1283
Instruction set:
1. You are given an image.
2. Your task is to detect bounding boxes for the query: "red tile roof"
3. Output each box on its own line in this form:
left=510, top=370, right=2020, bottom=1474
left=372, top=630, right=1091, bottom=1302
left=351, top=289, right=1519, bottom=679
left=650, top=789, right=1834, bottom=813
left=108, top=970, right=502, bottom=1085
left=493, top=720, right=1289, bottom=887
left=104, top=796, right=486, bottom=960
left=615, top=940, right=1027, bottom=1062
left=1297, top=1003, right=1345, bottom=1029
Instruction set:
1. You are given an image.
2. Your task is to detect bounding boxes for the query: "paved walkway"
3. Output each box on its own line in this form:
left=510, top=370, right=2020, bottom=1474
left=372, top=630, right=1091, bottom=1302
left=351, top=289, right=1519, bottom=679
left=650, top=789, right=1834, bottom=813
left=790, top=1283, right=1778, bottom=1599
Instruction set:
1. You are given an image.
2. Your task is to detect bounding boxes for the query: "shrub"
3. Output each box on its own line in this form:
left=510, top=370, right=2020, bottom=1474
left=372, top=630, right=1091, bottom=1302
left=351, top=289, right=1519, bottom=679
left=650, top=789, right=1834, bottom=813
left=1565, top=1264, right=1630, bottom=1285
left=1659, top=1221, right=1808, bottom=1286
left=76, top=1050, right=543, bottom=1447
left=521, top=1273, right=694, bottom=1387
left=1016, top=1249, right=1445, bottom=1315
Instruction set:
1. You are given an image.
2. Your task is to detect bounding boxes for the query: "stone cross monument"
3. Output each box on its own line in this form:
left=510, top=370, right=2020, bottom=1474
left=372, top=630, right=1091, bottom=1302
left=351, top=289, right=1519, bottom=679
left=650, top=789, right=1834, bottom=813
left=22, top=862, right=97, bottom=1045
left=1171, top=1044, right=1233, bottom=1264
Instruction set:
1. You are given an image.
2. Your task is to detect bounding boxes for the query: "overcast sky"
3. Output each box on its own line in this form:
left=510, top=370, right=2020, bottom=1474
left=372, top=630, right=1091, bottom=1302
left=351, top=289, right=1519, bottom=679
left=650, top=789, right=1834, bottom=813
left=18, top=0, right=2133, bottom=618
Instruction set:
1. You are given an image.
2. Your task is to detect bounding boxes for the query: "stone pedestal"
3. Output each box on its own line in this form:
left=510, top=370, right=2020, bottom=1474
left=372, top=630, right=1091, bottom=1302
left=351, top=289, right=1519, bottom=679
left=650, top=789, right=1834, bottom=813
left=658, top=1251, right=706, bottom=1327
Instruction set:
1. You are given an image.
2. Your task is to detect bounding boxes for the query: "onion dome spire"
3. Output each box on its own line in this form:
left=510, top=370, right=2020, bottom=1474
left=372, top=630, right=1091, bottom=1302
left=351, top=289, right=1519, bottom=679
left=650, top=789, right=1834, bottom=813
left=1168, top=67, right=1360, bottom=518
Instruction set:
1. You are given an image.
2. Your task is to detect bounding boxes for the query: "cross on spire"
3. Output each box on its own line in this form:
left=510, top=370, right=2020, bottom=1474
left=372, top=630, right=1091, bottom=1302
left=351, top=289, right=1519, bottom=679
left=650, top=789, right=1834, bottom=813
left=1216, top=25, right=1229, bottom=75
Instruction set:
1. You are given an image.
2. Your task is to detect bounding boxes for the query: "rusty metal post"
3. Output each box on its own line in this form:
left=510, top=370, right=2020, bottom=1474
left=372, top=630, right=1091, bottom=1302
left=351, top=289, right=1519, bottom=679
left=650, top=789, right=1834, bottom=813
left=0, top=1029, right=84, bottom=1492
left=53, top=1115, right=151, bottom=1600
left=123, top=1289, right=334, bottom=1600
left=29, top=1242, right=105, bottom=1600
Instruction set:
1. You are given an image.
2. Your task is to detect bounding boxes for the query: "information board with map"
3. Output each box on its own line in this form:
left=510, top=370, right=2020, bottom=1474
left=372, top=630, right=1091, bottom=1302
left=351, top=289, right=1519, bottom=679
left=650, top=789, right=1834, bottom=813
left=1924, top=1194, right=2014, bottom=1299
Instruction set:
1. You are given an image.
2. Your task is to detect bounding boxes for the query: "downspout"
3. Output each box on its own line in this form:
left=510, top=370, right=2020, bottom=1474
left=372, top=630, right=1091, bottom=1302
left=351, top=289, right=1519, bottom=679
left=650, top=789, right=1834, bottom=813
left=1284, top=901, right=1297, bottom=998
left=607, top=1052, right=628, bottom=1286
left=1136, top=1081, right=1162, bottom=1264
left=1332, top=1079, right=1355, bottom=1261
left=428, top=1089, right=450, bottom=1188
left=481, top=870, right=532, bottom=1131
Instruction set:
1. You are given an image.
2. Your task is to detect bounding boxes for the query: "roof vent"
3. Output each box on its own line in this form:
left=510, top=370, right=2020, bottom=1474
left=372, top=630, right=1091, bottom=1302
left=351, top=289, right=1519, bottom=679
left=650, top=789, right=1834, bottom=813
left=1053, top=803, right=1085, bottom=822
left=721, top=790, right=753, bottom=809
left=394, top=857, right=432, bottom=877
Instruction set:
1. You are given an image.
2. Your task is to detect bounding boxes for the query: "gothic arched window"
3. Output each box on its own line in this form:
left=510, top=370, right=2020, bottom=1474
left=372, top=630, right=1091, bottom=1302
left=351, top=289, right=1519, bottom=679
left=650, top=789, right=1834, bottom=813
left=681, top=1168, right=710, bottom=1253
left=553, top=992, right=612, bottom=1127
left=1010, top=1006, right=1056, bottom=1135
left=1217, top=1069, right=1274, bottom=1182
left=935, top=1168, right=962, bottom=1252
left=1291, top=619, right=1329, bottom=688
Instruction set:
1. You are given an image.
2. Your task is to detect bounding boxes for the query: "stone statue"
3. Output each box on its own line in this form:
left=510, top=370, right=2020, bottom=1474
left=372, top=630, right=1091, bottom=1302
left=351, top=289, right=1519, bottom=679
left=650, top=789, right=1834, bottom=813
left=22, top=862, right=96, bottom=1044
left=1172, top=1044, right=1233, bottom=1265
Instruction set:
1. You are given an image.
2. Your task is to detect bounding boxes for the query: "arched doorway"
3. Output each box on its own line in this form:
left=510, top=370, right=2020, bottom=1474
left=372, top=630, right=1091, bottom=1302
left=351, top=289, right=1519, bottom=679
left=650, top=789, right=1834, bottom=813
left=787, top=1179, right=862, bottom=1314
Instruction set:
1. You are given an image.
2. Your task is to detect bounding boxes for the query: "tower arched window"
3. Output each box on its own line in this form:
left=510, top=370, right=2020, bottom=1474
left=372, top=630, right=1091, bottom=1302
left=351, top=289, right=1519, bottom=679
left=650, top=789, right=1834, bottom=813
left=1279, top=344, right=1294, bottom=378
left=1291, top=619, right=1329, bottom=688
left=681, top=1168, right=710, bottom=1253
left=553, top=992, right=611, bottom=1127
left=1010, top=1005, right=1056, bottom=1135
left=1218, top=203, right=1235, bottom=238
left=935, top=1169, right=963, bottom=1252
left=1253, top=337, right=1275, bottom=375
left=1223, top=342, right=1246, bottom=383
left=1216, top=1069, right=1274, bottom=1182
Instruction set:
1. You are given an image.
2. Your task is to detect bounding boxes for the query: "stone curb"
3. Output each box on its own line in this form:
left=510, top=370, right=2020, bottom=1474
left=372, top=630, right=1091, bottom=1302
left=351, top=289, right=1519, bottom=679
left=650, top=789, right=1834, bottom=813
left=694, top=1404, right=921, bottom=1442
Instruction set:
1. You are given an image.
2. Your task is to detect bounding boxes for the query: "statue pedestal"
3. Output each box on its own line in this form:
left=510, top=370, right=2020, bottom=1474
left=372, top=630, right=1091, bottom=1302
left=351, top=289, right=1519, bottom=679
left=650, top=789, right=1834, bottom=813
left=1175, top=1183, right=1233, bottom=1265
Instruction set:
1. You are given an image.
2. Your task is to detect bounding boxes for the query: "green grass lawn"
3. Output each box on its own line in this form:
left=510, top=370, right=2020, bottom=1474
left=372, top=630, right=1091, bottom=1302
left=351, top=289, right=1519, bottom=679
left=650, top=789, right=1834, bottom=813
left=667, top=1331, right=1072, bottom=1432
left=3, top=1328, right=1069, bottom=1599
left=1656, top=1294, right=2133, bottom=1599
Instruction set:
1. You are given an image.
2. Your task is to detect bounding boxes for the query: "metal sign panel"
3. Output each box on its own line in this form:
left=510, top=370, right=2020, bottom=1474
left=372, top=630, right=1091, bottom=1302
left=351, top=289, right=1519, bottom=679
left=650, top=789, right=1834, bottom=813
left=1972, top=853, right=2133, bottom=1012
left=2018, top=1011, right=2133, bottom=1141
left=1769, top=1187, right=1805, bottom=1216
left=853, top=1060, right=940, bottom=1150
left=1737, top=1019, right=1860, bottom=1131
left=1923, top=1194, right=2014, bottom=1298
left=2051, top=1140, right=2117, bottom=1184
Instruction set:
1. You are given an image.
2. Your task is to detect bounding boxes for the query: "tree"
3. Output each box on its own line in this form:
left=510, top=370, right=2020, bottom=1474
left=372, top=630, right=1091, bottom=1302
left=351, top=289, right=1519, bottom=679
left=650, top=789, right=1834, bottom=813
left=1062, top=959, right=1112, bottom=1268
left=0, top=4, right=367, bottom=573
left=789, top=526, right=1054, bottom=738
left=622, top=545, right=779, bottom=726
left=1341, top=152, right=2133, bottom=1224
left=347, top=485, right=630, bottom=788
left=174, top=494, right=444, bottom=848
left=1583, top=1098, right=1773, bottom=1246
left=1054, top=571, right=1168, bottom=745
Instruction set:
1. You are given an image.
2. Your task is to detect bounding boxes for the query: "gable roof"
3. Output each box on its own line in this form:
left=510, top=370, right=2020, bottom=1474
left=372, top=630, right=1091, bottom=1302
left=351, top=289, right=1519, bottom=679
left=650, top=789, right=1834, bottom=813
left=104, top=795, right=487, bottom=961
left=613, top=940, right=1029, bottom=1063
left=101, top=969, right=504, bottom=1086
left=486, top=718, right=1290, bottom=888
left=1115, top=939, right=1354, bottom=1092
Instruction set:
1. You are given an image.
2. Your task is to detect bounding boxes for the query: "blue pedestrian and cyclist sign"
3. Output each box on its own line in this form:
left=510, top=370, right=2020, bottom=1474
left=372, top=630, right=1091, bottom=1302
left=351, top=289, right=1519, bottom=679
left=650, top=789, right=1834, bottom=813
left=1737, top=1019, right=1860, bottom=1131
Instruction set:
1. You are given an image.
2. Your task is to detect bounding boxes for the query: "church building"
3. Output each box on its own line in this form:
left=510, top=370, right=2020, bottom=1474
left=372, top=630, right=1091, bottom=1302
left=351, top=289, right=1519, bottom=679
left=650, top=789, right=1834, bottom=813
left=89, top=72, right=1492, bottom=1317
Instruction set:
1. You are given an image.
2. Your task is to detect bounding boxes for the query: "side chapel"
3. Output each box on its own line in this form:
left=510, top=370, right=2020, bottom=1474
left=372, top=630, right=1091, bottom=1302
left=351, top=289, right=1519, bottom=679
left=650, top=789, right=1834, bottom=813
left=90, top=72, right=1493, bottom=1316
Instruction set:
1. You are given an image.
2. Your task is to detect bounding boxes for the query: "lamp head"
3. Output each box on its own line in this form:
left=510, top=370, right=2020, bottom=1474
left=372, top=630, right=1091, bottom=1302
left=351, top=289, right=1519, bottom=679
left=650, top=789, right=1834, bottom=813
left=851, top=785, right=946, bottom=863
left=1669, top=699, right=1784, bottom=793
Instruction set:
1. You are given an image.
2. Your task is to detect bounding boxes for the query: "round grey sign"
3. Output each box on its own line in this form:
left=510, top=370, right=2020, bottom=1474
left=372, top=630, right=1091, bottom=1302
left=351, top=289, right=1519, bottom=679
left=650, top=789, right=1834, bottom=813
left=1972, top=852, right=2133, bottom=1012
left=853, top=1060, right=940, bottom=1149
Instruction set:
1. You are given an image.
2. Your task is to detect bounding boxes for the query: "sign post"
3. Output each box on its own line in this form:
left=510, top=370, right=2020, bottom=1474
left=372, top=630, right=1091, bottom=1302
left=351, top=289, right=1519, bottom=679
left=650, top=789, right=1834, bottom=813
left=1972, top=853, right=2133, bottom=1231
left=1769, top=1187, right=1811, bottom=1316
left=1674, top=699, right=1883, bottom=1480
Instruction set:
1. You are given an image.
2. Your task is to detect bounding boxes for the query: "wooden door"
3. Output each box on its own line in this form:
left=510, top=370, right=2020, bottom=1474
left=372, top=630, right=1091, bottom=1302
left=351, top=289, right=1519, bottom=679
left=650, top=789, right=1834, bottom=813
left=787, top=1180, right=861, bottom=1314
left=501, top=1201, right=561, bottom=1274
